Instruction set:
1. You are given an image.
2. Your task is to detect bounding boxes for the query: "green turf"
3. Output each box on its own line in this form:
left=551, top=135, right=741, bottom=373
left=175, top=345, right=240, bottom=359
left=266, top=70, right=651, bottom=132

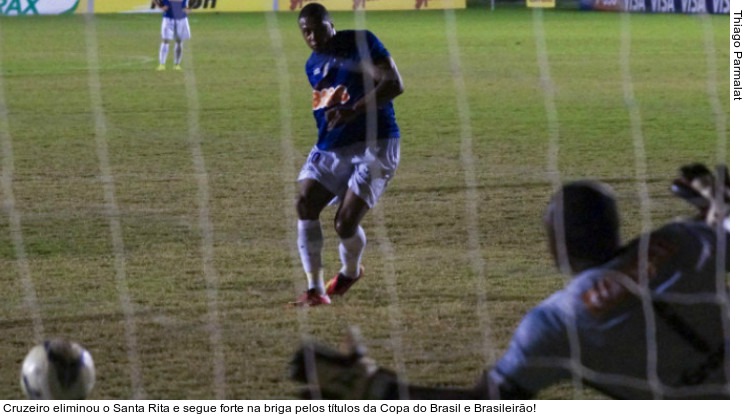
left=0, top=7, right=729, bottom=399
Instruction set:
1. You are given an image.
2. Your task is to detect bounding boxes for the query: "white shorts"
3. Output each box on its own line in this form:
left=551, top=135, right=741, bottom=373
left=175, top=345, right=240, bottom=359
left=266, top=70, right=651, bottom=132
left=298, top=138, right=400, bottom=208
left=161, top=17, right=191, bottom=41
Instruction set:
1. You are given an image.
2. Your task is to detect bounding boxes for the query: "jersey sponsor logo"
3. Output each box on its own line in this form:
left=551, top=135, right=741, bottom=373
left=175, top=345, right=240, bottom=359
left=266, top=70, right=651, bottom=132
left=312, top=86, right=350, bottom=111
left=1, top=0, right=79, bottom=16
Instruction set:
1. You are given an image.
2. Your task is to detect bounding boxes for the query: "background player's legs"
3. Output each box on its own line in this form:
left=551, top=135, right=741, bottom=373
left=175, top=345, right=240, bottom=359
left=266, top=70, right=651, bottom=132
left=172, top=18, right=189, bottom=70
left=158, top=17, right=172, bottom=71
left=296, top=179, right=336, bottom=293
left=158, top=40, right=169, bottom=70
left=174, top=40, right=184, bottom=68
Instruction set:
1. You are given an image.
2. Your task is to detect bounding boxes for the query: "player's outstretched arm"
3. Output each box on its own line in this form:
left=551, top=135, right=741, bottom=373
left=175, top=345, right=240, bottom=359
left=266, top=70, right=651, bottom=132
left=290, top=328, right=495, bottom=400
left=290, top=341, right=489, bottom=400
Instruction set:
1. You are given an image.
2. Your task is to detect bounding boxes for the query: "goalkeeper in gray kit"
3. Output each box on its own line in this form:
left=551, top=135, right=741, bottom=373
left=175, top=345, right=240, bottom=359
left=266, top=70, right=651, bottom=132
left=291, top=163, right=729, bottom=399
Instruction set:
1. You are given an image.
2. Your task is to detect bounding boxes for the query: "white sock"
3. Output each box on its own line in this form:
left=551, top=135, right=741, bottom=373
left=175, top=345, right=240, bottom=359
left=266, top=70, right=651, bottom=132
left=339, top=226, right=366, bottom=278
left=159, top=42, right=169, bottom=65
left=298, top=219, right=325, bottom=293
left=174, top=41, right=183, bottom=65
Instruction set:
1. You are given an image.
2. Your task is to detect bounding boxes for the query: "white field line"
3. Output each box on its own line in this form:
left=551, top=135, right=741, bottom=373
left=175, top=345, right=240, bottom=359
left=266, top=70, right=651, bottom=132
left=619, top=12, right=660, bottom=398
left=264, top=10, right=323, bottom=398
left=531, top=9, right=570, bottom=277
left=180, top=38, right=227, bottom=399
left=443, top=8, right=495, bottom=366
left=83, top=14, right=145, bottom=398
left=264, top=11, right=299, bottom=308
left=0, top=26, right=45, bottom=343
left=351, top=9, right=410, bottom=399
left=531, top=8, right=587, bottom=396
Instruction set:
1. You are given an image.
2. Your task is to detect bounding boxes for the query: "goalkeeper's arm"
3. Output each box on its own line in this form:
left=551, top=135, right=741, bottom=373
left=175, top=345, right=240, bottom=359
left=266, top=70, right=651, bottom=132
left=290, top=340, right=532, bottom=400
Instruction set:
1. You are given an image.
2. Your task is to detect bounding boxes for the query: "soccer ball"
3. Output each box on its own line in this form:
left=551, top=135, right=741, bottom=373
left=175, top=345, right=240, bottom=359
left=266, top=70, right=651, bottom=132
left=20, top=339, right=96, bottom=400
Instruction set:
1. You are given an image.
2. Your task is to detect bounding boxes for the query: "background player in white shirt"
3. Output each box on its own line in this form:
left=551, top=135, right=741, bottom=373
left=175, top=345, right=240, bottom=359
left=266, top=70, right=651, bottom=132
left=155, top=0, right=190, bottom=71
left=291, top=164, right=729, bottom=399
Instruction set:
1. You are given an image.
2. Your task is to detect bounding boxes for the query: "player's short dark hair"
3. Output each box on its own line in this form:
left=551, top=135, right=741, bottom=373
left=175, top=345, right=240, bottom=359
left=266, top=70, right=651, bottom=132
left=298, top=2, right=331, bottom=22
left=549, top=180, right=620, bottom=266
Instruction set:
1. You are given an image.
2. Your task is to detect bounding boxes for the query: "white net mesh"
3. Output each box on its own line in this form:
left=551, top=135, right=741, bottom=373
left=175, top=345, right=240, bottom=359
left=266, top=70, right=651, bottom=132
left=0, top=1, right=731, bottom=401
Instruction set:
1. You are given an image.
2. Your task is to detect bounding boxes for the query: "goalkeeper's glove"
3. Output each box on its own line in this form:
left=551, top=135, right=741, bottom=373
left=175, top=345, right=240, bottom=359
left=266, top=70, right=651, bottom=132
left=289, top=327, right=401, bottom=400
left=671, top=163, right=729, bottom=230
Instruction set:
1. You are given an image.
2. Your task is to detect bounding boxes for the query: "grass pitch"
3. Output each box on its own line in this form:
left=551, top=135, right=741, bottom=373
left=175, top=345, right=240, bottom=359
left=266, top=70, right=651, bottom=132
left=0, top=7, right=729, bottom=399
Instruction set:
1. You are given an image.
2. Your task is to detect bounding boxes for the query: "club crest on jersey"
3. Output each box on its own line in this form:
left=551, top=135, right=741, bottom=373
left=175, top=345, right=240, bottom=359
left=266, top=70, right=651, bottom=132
left=312, top=86, right=350, bottom=110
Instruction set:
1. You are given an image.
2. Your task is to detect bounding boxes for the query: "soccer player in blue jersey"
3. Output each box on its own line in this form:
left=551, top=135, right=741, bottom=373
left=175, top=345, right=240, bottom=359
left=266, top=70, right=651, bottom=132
left=292, top=3, right=404, bottom=307
left=155, top=0, right=190, bottom=71
left=292, top=165, right=729, bottom=399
